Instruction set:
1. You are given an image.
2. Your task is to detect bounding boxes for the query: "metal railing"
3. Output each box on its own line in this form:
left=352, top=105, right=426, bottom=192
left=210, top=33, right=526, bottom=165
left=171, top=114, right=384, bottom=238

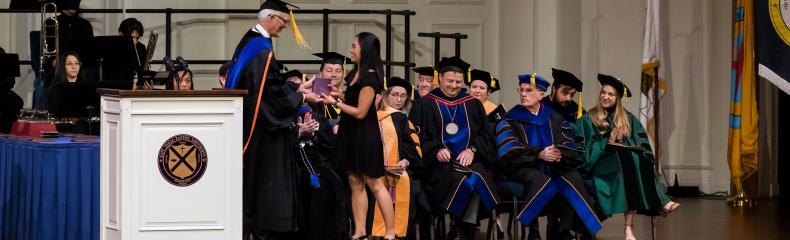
left=0, top=8, right=417, bottom=81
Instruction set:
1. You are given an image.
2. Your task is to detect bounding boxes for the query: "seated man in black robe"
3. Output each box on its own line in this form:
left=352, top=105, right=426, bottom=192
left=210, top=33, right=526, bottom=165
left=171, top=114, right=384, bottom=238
left=496, top=73, right=601, bottom=240
left=293, top=105, right=348, bottom=240
left=410, top=56, right=499, bottom=240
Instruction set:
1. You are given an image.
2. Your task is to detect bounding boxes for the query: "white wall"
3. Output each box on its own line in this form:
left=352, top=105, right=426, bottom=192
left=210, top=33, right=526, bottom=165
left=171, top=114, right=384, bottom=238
left=0, top=0, right=732, bottom=193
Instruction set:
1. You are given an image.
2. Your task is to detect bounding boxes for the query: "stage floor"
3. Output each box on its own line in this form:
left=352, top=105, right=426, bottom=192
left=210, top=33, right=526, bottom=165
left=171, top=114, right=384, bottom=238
left=472, top=198, right=790, bottom=240
left=537, top=198, right=790, bottom=240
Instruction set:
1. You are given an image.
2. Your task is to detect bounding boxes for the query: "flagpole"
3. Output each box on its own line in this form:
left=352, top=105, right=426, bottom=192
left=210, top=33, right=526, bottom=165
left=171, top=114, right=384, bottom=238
left=654, top=65, right=661, bottom=173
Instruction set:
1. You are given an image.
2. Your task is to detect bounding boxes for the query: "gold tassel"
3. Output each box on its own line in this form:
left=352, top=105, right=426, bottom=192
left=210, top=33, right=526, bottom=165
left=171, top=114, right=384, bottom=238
left=490, top=76, right=496, bottom=89
left=530, top=73, right=536, bottom=89
left=289, top=9, right=311, bottom=49
left=301, top=74, right=306, bottom=83
left=384, top=77, right=388, bottom=91
left=623, top=88, right=628, bottom=102
left=411, top=84, right=415, bottom=100
left=432, top=65, right=439, bottom=85
left=467, top=67, right=472, bottom=85
left=577, top=93, right=583, bottom=119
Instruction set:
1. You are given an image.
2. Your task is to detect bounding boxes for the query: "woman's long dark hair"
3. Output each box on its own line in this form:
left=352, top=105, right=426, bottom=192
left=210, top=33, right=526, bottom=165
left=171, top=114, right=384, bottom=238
left=350, top=32, right=383, bottom=84
left=50, top=51, right=85, bottom=88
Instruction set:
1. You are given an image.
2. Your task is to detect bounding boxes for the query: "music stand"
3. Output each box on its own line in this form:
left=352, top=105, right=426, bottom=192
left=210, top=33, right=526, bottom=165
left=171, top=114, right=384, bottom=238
left=62, top=36, right=136, bottom=83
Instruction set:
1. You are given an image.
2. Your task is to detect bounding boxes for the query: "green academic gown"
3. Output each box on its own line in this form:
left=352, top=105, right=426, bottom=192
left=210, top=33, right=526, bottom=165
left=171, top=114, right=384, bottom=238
left=575, top=111, right=670, bottom=217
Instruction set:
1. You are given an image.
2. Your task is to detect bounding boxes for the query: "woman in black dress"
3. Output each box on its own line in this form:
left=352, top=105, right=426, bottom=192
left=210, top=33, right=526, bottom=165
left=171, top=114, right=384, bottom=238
left=323, top=32, right=395, bottom=240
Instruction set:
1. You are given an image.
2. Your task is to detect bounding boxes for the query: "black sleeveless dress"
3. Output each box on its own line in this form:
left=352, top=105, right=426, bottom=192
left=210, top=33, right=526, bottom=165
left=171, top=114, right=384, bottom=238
left=336, top=71, right=385, bottom=178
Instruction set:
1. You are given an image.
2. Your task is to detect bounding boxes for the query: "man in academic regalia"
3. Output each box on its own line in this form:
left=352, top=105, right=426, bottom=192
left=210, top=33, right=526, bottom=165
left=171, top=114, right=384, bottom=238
left=495, top=73, right=601, bottom=240
left=410, top=56, right=499, bottom=240
left=537, top=68, right=587, bottom=239
left=224, top=1, right=323, bottom=239
left=542, top=68, right=585, bottom=124
left=293, top=106, right=349, bottom=240
left=310, top=52, right=351, bottom=121
left=413, top=66, right=437, bottom=98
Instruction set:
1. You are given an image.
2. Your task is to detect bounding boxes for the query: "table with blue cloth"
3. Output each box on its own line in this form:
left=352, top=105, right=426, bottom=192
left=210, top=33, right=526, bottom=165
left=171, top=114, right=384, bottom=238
left=0, top=134, right=99, bottom=240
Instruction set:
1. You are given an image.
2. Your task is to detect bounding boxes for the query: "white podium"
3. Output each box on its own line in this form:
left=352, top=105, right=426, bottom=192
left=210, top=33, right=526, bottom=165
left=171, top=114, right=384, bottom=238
left=99, top=89, right=246, bottom=240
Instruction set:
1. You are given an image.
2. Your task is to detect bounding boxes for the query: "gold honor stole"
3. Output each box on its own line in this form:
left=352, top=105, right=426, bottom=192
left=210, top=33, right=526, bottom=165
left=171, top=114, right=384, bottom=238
left=372, top=108, right=411, bottom=237
left=483, top=100, right=497, bottom=115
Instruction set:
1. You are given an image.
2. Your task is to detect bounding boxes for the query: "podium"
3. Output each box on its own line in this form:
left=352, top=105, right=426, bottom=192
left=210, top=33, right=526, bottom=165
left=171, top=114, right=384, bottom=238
left=98, top=89, right=246, bottom=240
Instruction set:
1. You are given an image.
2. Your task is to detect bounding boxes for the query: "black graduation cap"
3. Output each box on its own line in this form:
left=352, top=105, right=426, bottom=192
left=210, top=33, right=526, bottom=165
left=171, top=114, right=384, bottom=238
left=436, top=56, right=471, bottom=85
left=260, top=0, right=297, bottom=12
left=436, top=56, right=470, bottom=74
left=551, top=68, right=583, bottom=92
left=313, top=52, right=351, bottom=65
left=412, top=66, right=435, bottom=76
left=598, top=73, right=632, bottom=98
left=282, top=69, right=304, bottom=81
left=467, top=69, right=500, bottom=93
left=259, top=0, right=310, bottom=49
left=386, top=77, right=413, bottom=98
left=0, top=53, right=20, bottom=78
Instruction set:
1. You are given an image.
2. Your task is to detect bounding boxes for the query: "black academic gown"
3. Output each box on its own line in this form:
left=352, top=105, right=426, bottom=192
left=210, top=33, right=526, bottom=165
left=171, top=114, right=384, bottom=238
left=228, top=29, right=305, bottom=234
left=294, top=106, right=348, bottom=240
left=495, top=105, right=601, bottom=235
left=541, top=96, right=585, bottom=125
left=309, top=102, right=340, bottom=121
left=409, top=88, right=499, bottom=220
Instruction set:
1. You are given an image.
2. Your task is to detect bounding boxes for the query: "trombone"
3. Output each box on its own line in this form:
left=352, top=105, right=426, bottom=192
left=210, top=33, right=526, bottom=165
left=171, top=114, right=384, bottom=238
left=40, top=2, right=59, bottom=73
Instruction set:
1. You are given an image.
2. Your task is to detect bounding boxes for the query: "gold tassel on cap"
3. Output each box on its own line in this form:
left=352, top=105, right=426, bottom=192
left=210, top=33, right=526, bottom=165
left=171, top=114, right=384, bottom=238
left=432, top=65, right=439, bottom=85
left=623, top=88, right=628, bottom=102
left=490, top=76, right=496, bottom=89
left=301, top=74, right=306, bottom=83
left=530, top=73, right=537, bottom=89
left=384, top=77, right=388, bottom=91
left=467, top=67, right=472, bottom=85
left=289, top=9, right=311, bottom=49
left=576, top=93, right=583, bottom=119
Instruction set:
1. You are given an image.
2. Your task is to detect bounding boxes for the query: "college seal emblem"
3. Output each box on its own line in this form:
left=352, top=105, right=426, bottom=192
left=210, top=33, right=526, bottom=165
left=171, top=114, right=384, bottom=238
left=157, top=134, right=208, bottom=187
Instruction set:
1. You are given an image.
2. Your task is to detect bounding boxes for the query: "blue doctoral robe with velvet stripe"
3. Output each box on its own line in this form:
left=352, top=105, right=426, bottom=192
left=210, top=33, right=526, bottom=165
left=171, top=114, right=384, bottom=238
left=227, top=29, right=306, bottom=233
left=409, top=88, right=499, bottom=217
left=496, top=104, right=602, bottom=234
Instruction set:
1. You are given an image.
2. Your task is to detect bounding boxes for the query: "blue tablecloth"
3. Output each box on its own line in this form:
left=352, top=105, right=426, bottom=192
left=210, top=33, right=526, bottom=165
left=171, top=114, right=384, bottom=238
left=0, top=135, right=99, bottom=240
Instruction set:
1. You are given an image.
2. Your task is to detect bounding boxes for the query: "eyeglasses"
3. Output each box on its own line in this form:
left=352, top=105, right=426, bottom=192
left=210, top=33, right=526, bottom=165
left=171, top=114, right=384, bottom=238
left=389, top=93, right=408, bottom=100
left=272, top=14, right=290, bottom=25
left=517, top=88, right=542, bottom=94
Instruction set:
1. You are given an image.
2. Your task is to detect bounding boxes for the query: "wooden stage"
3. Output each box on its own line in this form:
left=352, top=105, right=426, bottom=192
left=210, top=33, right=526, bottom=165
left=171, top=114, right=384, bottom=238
left=472, top=198, right=790, bottom=240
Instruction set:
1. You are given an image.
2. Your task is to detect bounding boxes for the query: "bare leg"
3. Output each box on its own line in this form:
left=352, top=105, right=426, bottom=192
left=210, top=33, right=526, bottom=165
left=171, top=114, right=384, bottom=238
left=365, top=175, right=396, bottom=239
left=348, top=172, right=368, bottom=238
left=624, top=211, right=636, bottom=240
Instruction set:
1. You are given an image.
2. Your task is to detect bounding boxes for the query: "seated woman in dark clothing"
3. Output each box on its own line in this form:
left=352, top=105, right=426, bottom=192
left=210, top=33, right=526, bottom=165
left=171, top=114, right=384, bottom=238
left=47, top=51, right=95, bottom=134
left=51, top=51, right=86, bottom=85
